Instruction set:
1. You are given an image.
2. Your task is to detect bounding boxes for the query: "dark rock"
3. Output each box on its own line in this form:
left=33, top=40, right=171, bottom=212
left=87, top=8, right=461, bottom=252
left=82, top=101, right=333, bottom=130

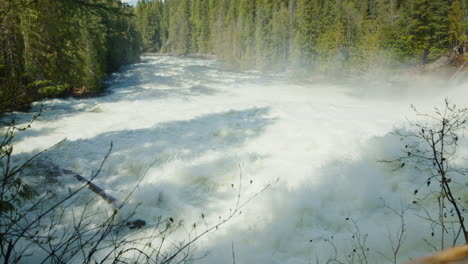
left=126, top=219, right=146, bottom=229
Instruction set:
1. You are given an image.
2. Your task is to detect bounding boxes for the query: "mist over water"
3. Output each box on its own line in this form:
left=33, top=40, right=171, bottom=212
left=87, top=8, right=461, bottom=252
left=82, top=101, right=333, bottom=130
left=4, top=56, right=468, bottom=263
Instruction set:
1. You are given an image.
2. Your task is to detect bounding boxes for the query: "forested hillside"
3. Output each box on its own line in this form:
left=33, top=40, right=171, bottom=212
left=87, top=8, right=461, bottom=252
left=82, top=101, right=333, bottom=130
left=2, top=0, right=466, bottom=112
left=0, top=0, right=141, bottom=112
left=135, top=0, right=467, bottom=73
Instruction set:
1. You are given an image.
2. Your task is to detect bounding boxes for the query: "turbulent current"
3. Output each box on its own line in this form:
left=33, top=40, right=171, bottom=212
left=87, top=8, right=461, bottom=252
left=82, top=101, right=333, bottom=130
left=4, top=56, right=468, bottom=263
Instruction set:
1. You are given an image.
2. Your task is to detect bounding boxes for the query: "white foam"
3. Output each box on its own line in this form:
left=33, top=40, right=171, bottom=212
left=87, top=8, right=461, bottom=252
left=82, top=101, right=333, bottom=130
left=4, top=55, right=468, bottom=263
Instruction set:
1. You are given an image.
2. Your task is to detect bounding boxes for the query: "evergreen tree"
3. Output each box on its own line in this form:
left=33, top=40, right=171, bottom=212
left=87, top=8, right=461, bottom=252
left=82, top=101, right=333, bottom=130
left=135, top=0, right=162, bottom=52
left=133, top=0, right=462, bottom=74
left=448, top=0, right=466, bottom=48
left=0, top=0, right=141, bottom=112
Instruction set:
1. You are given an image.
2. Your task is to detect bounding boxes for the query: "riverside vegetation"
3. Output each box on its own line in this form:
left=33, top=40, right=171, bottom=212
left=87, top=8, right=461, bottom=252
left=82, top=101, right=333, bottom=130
left=1, top=0, right=467, bottom=112
left=135, top=0, right=467, bottom=73
left=0, top=0, right=140, bottom=112
left=1, top=1, right=468, bottom=262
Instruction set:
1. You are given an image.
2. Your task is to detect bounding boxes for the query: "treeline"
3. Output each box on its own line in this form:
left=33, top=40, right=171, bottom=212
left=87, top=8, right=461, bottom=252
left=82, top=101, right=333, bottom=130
left=135, top=0, right=467, bottom=73
left=0, top=0, right=141, bottom=112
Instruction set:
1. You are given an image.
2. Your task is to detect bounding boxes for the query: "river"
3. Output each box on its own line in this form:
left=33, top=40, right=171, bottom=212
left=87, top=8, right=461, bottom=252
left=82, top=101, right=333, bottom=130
left=4, top=55, right=468, bottom=263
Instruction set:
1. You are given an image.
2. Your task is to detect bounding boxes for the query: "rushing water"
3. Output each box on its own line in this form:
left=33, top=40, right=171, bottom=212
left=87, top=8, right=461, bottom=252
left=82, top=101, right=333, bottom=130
left=4, top=56, right=468, bottom=263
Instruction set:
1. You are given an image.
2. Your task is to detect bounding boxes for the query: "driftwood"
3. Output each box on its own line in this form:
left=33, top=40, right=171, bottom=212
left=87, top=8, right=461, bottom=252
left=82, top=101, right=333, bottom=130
left=63, top=169, right=146, bottom=229
left=63, top=169, right=117, bottom=204
left=404, top=245, right=468, bottom=264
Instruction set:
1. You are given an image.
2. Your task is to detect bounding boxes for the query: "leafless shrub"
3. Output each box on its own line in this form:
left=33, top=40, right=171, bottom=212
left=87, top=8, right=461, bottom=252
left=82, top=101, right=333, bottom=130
left=389, top=99, right=468, bottom=248
left=1, top=115, right=274, bottom=264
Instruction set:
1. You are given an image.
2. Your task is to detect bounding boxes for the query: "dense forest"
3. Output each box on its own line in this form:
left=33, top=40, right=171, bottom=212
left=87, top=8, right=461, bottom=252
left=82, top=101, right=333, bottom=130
left=135, top=0, right=467, bottom=73
left=1, top=0, right=467, bottom=112
left=0, top=0, right=141, bottom=112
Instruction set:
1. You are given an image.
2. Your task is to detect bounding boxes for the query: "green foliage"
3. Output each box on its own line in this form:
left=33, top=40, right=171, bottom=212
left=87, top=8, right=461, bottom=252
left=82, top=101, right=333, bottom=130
left=448, top=0, right=467, bottom=47
left=136, top=0, right=466, bottom=74
left=37, top=84, right=70, bottom=97
left=135, top=0, right=162, bottom=52
left=26, top=80, right=68, bottom=97
left=0, top=0, right=141, bottom=112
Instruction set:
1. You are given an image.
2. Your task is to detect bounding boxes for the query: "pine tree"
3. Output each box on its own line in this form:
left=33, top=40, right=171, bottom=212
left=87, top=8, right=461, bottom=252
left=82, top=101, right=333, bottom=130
left=140, top=0, right=461, bottom=74
left=271, top=1, right=290, bottom=69
left=448, top=0, right=466, bottom=47
left=0, top=0, right=141, bottom=112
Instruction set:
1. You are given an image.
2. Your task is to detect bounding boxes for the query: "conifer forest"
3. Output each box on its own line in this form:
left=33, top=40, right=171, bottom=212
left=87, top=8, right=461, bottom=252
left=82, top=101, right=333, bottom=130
left=1, top=1, right=468, bottom=264
left=1, top=0, right=467, bottom=111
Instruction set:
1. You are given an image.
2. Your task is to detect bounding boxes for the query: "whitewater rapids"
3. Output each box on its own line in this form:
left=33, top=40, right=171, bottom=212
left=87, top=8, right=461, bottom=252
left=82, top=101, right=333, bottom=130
left=5, top=56, right=468, bottom=263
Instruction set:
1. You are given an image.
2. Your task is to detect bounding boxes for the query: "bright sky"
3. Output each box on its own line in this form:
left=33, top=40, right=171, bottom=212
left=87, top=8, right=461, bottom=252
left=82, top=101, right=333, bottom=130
left=120, top=0, right=137, bottom=6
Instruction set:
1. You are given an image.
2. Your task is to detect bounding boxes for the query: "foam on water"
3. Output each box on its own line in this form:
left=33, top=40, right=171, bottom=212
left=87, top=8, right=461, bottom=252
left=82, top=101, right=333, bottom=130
left=3, top=55, right=468, bottom=263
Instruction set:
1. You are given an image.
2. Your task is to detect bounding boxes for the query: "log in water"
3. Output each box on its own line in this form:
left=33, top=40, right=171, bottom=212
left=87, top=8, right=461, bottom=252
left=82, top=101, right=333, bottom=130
left=63, top=169, right=117, bottom=205
left=4, top=55, right=468, bottom=264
